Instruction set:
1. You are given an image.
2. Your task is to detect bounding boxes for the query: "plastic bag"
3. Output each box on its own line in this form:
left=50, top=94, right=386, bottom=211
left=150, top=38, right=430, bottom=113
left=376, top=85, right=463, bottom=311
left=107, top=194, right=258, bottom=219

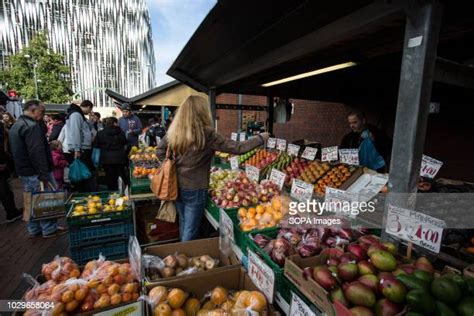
left=41, top=256, right=80, bottom=282
left=128, top=236, right=141, bottom=281
left=92, top=147, right=101, bottom=168
left=69, top=158, right=92, bottom=183
left=23, top=273, right=57, bottom=302
left=141, top=287, right=190, bottom=313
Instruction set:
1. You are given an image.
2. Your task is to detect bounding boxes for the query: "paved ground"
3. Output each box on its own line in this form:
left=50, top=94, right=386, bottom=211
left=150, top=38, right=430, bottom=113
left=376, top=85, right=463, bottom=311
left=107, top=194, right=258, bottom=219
left=0, top=178, right=69, bottom=302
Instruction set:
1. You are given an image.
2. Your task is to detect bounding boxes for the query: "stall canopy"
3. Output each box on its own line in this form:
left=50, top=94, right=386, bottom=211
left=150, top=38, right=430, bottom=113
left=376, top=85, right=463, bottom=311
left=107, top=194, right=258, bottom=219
left=167, top=0, right=474, bottom=106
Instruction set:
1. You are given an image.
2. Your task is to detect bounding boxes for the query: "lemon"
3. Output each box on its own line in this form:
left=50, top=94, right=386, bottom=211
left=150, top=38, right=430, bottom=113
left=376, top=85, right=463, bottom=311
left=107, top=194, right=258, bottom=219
left=95, top=203, right=103, bottom=209
left=108, top=199, right=115, bottom=206
left=92, top=196, right=101, bottom=202
left=88, top=207, right=98, bottom=214
left=116, top=205, right=125, bottom=211
left=74, top=205, right=85, bottom=212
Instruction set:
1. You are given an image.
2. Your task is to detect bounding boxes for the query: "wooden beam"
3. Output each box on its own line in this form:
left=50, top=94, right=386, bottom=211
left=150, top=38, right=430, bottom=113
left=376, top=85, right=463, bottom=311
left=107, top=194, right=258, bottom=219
left=434, top=57, right=474, bottom=90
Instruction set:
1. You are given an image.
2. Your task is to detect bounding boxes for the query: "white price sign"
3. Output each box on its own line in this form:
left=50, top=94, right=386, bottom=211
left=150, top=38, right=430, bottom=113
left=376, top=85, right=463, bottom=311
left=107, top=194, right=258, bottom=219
left=290, top=179, right=313, bottom=202
left=220, top=209, right=234, bottom=242
left=276, top=138, right=287, bottom=151
left=386, top=204, right=445, bottom=253
left=325, top=187, right=359, bottom=218
left=245, top=165, right=260, bottom=182
left=321, top=146, right=338, bottom=162
left=420, top=154, right=443, bottom=179
left=267, top=138, right=276, bottom=149
left=230, top=156, right=239, bottom=171
left=239, top=132, right=246, bottom=141
left=289, top=292, right=316, bottom=316
left=287, top=144, right=301, bottom=156
left=301, top=146, right=318, bottom=161
left=248, top=250, right=275, bottom=303
left=231, top=133, right=238, bottom=141
left=339, top=149, right=359, bottom=165
left=269, top=168, right=286, bottom=190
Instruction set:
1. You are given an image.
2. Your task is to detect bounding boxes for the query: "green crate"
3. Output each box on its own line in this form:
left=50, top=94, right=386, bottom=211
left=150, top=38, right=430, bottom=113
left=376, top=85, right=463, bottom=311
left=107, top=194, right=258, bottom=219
left=66, top=191, right=115, bottom=209
left=206, top=197, right=238, bottom=223
left=129, top=163, right=152, bottom=194
left=245, top=228, right=293, bottom=302
left=66, top=204, right=132, bottom=226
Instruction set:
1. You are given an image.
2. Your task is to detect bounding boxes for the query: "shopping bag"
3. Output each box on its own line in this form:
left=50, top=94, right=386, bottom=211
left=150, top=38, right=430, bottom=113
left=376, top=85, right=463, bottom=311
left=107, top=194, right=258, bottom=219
left=92, top=148, right=101, bottom=168
left=69, top=158, right=92, bottom=183
left=150, top=147, right=178, bottom=200
left=23, top=182, right=66, bottom=221
left=156, top=200, right=177, bottom=223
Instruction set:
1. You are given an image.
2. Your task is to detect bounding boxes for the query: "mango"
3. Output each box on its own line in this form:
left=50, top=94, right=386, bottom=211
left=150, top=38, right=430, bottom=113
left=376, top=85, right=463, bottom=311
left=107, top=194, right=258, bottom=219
left=343, top=281, right=376, bottom=307
left=369, top=250, right=397, bottom=272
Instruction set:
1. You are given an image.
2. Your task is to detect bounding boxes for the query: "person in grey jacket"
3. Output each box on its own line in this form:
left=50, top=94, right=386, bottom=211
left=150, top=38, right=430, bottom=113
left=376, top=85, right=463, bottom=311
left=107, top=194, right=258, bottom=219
left=118, top=103, right=142, bottom=149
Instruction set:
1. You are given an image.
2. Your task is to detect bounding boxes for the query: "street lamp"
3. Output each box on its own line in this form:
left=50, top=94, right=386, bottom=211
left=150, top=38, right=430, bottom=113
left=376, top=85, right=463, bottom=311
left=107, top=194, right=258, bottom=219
left=24, top=54, right=39, bottom=99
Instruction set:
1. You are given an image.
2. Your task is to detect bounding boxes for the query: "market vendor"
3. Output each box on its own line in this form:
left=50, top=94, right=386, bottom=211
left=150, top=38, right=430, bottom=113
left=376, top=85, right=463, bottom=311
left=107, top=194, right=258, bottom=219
left=157, top=95, right=269, bottom=241
left=340, top=112, right=392, bottom=172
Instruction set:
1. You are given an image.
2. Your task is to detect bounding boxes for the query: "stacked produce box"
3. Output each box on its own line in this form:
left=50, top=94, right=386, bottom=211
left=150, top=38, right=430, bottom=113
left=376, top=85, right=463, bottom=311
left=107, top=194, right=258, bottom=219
left=129, top=146, right=161, bottom=194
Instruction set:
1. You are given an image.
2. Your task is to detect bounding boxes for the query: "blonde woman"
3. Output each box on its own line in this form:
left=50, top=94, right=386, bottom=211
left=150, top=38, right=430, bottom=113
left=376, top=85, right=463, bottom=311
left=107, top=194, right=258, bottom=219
left=157, top=95, right=269, bottom=241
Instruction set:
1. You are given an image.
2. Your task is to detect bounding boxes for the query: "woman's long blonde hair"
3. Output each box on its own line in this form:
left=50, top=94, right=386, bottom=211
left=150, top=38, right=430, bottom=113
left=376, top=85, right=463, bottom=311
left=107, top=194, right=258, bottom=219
left=167, top=95, right=213, bottom=155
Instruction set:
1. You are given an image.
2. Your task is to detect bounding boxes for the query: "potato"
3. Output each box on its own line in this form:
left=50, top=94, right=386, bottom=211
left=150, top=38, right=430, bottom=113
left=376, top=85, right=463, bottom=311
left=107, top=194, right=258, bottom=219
left=176, top=254, right=189, bottom=268
left=159, top=267, right=175, bottom=278
left=163, top=255, right=178, bottom=269
left=205, top=259, right=218, bottom=270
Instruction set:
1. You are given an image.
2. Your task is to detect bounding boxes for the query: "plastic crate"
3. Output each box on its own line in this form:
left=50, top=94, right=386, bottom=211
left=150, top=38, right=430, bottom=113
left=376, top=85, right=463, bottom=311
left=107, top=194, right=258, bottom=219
left=206, top=197, right=238, bottom=223
left=245, top=228, right=292, bottom=302
left=66, top=191, right=115, bottom=209
left=68, top=217, right=134, bottom=247
left=66, top=204, right=132, bottom=226
left=129, top=164, right=152, bottom=194
left=70, top=240, right=128, bottom=265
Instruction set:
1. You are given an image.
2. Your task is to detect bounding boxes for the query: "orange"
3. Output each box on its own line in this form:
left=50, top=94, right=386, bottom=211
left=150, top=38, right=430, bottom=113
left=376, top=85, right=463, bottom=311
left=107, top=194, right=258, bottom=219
left=167, top=288, right=187, bottom=309
left=210, top=286, right=228, bottom=305
left=271, top=199, right=282, bottom=211
left=238, top=208, right=247, bottom=218
left=248, top=291, right=267, bottom=312
left=248, top=207, right=256, bottom=215
left=255, top=205, right=264, bottom=214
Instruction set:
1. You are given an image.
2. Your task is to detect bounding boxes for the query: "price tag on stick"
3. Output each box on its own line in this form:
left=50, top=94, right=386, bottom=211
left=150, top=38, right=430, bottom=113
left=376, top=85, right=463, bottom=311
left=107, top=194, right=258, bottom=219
left=231, top=133, right=238, bottom=141
left=267, top=138, right=276, bottom=149
left=220, top=209, right=234, bottom=243
left=287, top=144, right=300, bottom=156
left=247, top=250, right=275, bottom=303
left=290, top=179, right=313, bottom=201
left=301, top=146, right=318, bottom=161
left=239, top=132, right=246, bottom=141
left=289, top=292, right=316, bottom=316
left=245, top=165, right=260, bottom=182
left=230, top=156, right=239, bottom=171
left=339, top=149, right=359, bottom=165
left=386, top=204, right=445, bottom=253
left=269, top=168, right=286, bottom=190
left=276, top=138, right=287, bottom=151
left=420, top=154, right=443, bottom=178
left=321, top=146, right=338, bottom=162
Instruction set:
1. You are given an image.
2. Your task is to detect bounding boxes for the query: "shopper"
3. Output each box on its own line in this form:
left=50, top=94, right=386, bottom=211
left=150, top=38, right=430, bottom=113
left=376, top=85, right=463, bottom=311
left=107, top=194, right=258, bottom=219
left=88, top=111, right=103, bottom=141
left=118, top=103, right=142, bottom=150
left=9, top=100, right=66, bottom=237
left=146, top=117, right=166, bottom=146
left=157, top=95, right=269, bottom=241
left=50, top=140, right=68, bottom=189
left=94, top=117, right=128, bottom=190
left=2, top=112, right=16, bottom=130
left=340, top=112, right=392, bottom=172
left=60, top=100, right=94, bottom=192
left=48, top=114, right=65, bottom=142
left=0, top=120, right=21, bottom=223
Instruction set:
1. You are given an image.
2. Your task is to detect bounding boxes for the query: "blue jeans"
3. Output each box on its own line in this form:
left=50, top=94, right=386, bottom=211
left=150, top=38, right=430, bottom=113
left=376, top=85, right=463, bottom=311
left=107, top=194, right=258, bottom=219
left=20, top=173, right=58, bottom=236
left=175, top=189, right=207, bottom=241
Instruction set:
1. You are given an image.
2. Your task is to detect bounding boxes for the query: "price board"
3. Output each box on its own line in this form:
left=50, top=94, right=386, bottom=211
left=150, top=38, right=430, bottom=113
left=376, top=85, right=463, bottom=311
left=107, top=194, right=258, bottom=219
left=276, top=138, right=287, bottom=151
left=287, top=144, right=301, bottom=156
left=269, top=168, right=286, bottom=190
left=325, top=187, right=359, bottom=218
left=386, top=204, right=445, bottom=253
left=220, top=209, right=234, bottom=243
left=290, top=179, right=313, bottom=202
left=301, top=146, right=318, bottom=161
left=420, top=154, right=443, bottom=179
left=339, top=148, right=359, bottom=165
left=289, top=292, right=316, bottom=316
left=321, top=146, right=338, bottom=162
left=231, top=133, right=238, bottom=141
left=267, top=138, right=276, bottom=149
left=230, top=156, right=239, bottom=171
left=245, top=165, right=260, bottom=182
left=247, top=250, right=275, bottom=303
left=239, top=132, right=246, bottom=141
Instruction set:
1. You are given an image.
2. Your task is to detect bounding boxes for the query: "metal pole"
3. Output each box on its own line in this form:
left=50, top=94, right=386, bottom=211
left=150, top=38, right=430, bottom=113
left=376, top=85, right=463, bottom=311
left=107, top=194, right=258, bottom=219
left=33, top=63, right=39, bottom=100
left=209, top=89, right=217, bottom=129
left=237, top=94, right=243, bottom=132
left=267, top=94, right=274, bottom=135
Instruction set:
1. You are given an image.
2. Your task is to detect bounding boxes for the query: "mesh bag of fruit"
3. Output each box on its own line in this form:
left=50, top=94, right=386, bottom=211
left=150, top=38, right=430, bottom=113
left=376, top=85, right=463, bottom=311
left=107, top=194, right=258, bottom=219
left=41, top=256, right=80, bottom=282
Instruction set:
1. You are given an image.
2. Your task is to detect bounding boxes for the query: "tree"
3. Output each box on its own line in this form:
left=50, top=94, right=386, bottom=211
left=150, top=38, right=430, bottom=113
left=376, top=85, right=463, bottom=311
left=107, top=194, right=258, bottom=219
left=0, top=32, right=72, bottom=103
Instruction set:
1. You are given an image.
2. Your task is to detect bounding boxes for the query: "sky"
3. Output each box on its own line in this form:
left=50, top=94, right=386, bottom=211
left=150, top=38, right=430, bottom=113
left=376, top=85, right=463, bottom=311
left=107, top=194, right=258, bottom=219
left=147, top=0, right=216, bottom=86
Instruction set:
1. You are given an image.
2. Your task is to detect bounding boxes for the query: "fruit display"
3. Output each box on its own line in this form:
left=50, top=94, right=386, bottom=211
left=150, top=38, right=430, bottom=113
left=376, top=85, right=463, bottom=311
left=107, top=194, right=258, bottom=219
left=314, top=164, right=357, bottom=195
left=284, top=160, right=331, bottom=187
left=238, top=195, right=289, bottom=231
left=42, top=256, right=80, bottom=282
left=244, top=149, right=279, bottom=169
left=144, top=253, right=219, bottom=281
left=238, top=148, right=258, bottom=164
left=132, top=165, right=160, bottom=178
left=128, top=145, right=158, bottom=161
left=147, top=285, right=268, bottom=316
left=215, top=151, right=231, bottom=162
left=23, top=257, right=140, bottom=315
left=252, top=227, right=368, bottom=266
left=129, top=146, right=161, bottom=178
left=259, top=151, right=294, bottom=179
left=69, top=193, right=129, bottom=216
left=209, top=168, right=240, bottom=192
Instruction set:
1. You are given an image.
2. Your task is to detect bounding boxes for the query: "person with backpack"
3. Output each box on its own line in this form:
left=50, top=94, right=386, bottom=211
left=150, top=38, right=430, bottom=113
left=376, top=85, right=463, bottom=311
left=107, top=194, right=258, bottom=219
left=145, top=117, right=166, bottom=147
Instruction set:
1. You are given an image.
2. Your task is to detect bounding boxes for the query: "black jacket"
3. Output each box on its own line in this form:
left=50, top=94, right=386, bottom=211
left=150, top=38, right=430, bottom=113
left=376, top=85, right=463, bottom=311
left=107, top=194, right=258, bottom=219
left=94, top=126, right=127, bottom=165
left=146, top=124, right=166, bottom=146
left=9, top=115, right=53, bottom=180
left=48, top=121, right=64, bottom=142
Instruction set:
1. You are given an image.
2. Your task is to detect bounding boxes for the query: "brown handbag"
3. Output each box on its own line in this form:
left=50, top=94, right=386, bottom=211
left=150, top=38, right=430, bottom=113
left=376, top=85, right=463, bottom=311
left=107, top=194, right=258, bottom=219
left=150, top=147, right=178, bottom=200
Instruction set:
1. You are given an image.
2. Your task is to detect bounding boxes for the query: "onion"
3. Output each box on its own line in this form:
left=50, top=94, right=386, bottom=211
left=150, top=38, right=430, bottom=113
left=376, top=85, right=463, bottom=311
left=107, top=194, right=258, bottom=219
left=297, top=244, right=319, bottom=258
left=253, top=234, right=271, bottom=248
left=262, top=240, right=275, bottom=255
left=271, top=248, right=287, bottom=267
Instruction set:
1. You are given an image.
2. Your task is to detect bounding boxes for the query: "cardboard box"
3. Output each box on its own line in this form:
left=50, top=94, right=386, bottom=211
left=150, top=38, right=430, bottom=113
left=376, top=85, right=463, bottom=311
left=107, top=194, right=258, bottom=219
left=145, top=266, right=277, bottom=315
left=135, top=202, right=179, bottom=244
left=284, top=255, right=351, bottom=316
left=143, top=237, right=240, bottom=284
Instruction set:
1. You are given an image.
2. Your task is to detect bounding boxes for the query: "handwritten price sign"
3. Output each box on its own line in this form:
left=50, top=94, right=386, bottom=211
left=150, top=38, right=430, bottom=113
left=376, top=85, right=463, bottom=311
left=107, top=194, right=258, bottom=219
left=386, top=204, right=445, bottom=253
left=239, top=132, right=246, bottom=142
left=291, top=179, right=314, bottom=202
left=321, top=146, right=338, bottom=162
left=276, top=138, right=287, bottom=151
left=287, top=144, right=301, bottom=156
left=339, top=149, right=359, bottom=165
left=325, top=187, right=359, bottom=218
left=230, top=156, right=239, bottom=171
left=245, top=165, right=260, bottom=182
left=231, top=133, right=238, bottom=141
left=269, top=169, right=286, bottom=190
left=301, top=146, right=318, bottom=161
left=248, top=250, right=275, bottom=303
left=420, top=154, right=443, bottom=179
left=267, top=138, right=276, bottom=149
left=289, top=292, right=316, bottom=316
left=220, top=209, right=234, bottom=242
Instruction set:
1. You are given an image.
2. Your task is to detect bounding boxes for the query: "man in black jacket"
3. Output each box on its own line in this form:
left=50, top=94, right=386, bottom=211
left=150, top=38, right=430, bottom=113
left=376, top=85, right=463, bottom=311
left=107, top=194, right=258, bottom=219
left=9, top=100, right=66, bottom=237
